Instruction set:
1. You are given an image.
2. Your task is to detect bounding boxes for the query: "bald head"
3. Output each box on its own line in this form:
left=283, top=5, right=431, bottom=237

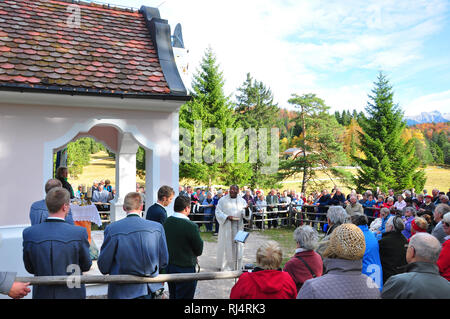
left=408, top=233, right=441, bottom=264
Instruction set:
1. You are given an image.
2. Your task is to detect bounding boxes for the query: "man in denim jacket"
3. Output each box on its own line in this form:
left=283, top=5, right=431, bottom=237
left=23, top=187, right=91, bottom=299
left=29, top=179, right=74, bottom=225
left=98, top=192, right=169, bottom=299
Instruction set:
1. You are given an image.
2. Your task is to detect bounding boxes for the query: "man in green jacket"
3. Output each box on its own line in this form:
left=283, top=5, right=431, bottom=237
left=163, top=196, right=204, bottom=299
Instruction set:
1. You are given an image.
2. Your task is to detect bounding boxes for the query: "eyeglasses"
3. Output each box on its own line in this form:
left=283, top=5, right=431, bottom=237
left=444, top=222, right=450, bottom=227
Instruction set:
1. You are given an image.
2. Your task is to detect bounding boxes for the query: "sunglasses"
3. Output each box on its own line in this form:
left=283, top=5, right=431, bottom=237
left=444, top=222, right=450, bottom=227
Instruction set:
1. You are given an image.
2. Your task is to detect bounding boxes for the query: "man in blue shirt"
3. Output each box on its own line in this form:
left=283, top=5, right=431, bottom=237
left=29, top=179, right=74, bottom=225
left=145, top=185, right=175, bottom=225
left=98, top=192, right=169, bottom=299
left=92, top=184, right=110, bottom=203
left=92, top=184, right=112, bottom=211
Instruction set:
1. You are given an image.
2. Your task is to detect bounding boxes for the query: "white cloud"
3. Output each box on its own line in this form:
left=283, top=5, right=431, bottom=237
left=110, top=0, right=448, bottom=112
left=403, top=90, right=450, bottom=116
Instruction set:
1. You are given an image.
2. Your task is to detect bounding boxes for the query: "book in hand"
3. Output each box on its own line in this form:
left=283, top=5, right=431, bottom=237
left=234, top=230, right=249, bottom=243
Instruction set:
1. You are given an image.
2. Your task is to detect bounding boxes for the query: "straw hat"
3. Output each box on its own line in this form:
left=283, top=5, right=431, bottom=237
left=323, top=223, right=366, bottom=260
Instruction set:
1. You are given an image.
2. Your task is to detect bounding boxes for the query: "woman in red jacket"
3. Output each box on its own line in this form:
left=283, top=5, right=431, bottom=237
left=382, top=197, right=395, bottom=210
left=437, top=212, right=450, bottom=280
left=230, top=241, right=297, bottom=299
left=283, top=225, right=323, bottom=292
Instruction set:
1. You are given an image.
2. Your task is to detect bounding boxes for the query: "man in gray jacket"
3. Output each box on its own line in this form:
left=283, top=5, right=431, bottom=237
left=0, top=272, right=30, bottom=299
left=431, top=203, right=450, bottom=244
left=345, top=195, right=364, bottom=216
left=382, top=233, right=450, bottom=299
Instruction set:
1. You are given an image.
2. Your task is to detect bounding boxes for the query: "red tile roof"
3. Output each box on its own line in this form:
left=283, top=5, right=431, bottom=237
left=0, top=0, right=177, bottom=96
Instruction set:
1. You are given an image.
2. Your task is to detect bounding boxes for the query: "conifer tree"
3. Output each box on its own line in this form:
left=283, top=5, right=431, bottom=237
left=279, top=94, right=345, bottom=194
left=179, top=48, right=250, bottom=186
left=352, top=72, right=426, bottom=193
left=234, top=73, right=280, bottom=188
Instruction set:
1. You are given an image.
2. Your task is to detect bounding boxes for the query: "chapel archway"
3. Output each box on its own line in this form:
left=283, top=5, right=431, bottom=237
left=44, top=119, right=160, bottom=222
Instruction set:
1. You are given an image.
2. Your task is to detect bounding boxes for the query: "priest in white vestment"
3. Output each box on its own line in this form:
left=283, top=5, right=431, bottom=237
left=215, top=185, right=250, bottom=271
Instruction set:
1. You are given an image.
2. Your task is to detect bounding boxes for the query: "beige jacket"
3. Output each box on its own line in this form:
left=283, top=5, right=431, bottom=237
left=345, top=202, right=364, bottom=216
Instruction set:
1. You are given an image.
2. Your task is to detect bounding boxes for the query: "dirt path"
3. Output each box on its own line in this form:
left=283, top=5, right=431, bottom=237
left=194, top=231, right=270, bottom=299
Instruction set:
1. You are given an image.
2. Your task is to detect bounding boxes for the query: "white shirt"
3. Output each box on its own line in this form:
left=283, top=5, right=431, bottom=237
left=172, top=212, right=190, bottom=221
left=127, top=212, right=142, bottom=218
left=47, top=216, right=65, bottom=221
left=156, top=202, right=166, bottom=209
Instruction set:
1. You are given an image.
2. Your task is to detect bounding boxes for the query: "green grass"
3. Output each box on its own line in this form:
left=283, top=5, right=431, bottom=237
left=258, top=226, right=298, bottom=268
left=261, top=225, right=327, bottom=268
left=200, top=230, right=218, bottom=243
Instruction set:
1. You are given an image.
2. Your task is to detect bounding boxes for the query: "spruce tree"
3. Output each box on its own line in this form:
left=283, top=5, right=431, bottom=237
left=179, top=48, right=249, bottom=186
left=352, top=72, right=426, bottom=193
left=234, top=73, right=280, bottom=188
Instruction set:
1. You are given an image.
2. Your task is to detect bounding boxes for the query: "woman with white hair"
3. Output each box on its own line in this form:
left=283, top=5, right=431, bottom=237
left=283, top=226, right=324, bottom=292
left=437, top=212, right=450, bottom=280
left=378, top=215, right=408, bottom=284
left=373, top=207, right=395, bottom=240
left=316, top=206, right=349, bottom=256
left=382, top=197, right=395, bottom=210
left=393, top=195, right=406, bottom=212
left=230, top=241, right=297, bottom=299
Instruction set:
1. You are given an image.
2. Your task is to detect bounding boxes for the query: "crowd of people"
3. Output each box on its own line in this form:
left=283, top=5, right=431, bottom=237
left=227, top=186, right=450, bottom=299
left=179, top=184, right=450, bottom=232
left=1, top=181, right=449, bottom=300
left=178, top=184, right=450, bottom=299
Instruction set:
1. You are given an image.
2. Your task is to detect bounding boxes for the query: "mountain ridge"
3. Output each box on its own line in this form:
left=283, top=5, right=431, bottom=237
left=405, top=110, right=449, bottom=126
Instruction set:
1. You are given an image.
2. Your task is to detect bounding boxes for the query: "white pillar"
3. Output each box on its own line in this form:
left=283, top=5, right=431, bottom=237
left=145, top=148, right=155, bottom=212
left=110, top=133, right=139, bottom=222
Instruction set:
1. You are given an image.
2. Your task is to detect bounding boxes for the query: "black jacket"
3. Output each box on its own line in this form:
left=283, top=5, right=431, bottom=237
left=330, top=193, right=345, bottom=206
left=58, top=177, right=74, bottom=199
left=145, top=203, right=167, bottom=225
left=378, top=231, right=408, bottom=284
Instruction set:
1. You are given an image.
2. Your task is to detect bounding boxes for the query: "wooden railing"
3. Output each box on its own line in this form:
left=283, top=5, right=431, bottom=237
left=187, top=202, right=381, bottom=232
left=16, top=270, right=242, bottom=286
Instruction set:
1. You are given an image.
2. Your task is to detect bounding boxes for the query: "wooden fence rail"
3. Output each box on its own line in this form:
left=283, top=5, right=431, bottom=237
left=188, top=202, right=380, bottom=231
left=16, top=270, right=242, bottom=286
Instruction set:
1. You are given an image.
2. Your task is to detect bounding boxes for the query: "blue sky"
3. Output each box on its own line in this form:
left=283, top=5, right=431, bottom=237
left=95, top=0, right=450, bottom=116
